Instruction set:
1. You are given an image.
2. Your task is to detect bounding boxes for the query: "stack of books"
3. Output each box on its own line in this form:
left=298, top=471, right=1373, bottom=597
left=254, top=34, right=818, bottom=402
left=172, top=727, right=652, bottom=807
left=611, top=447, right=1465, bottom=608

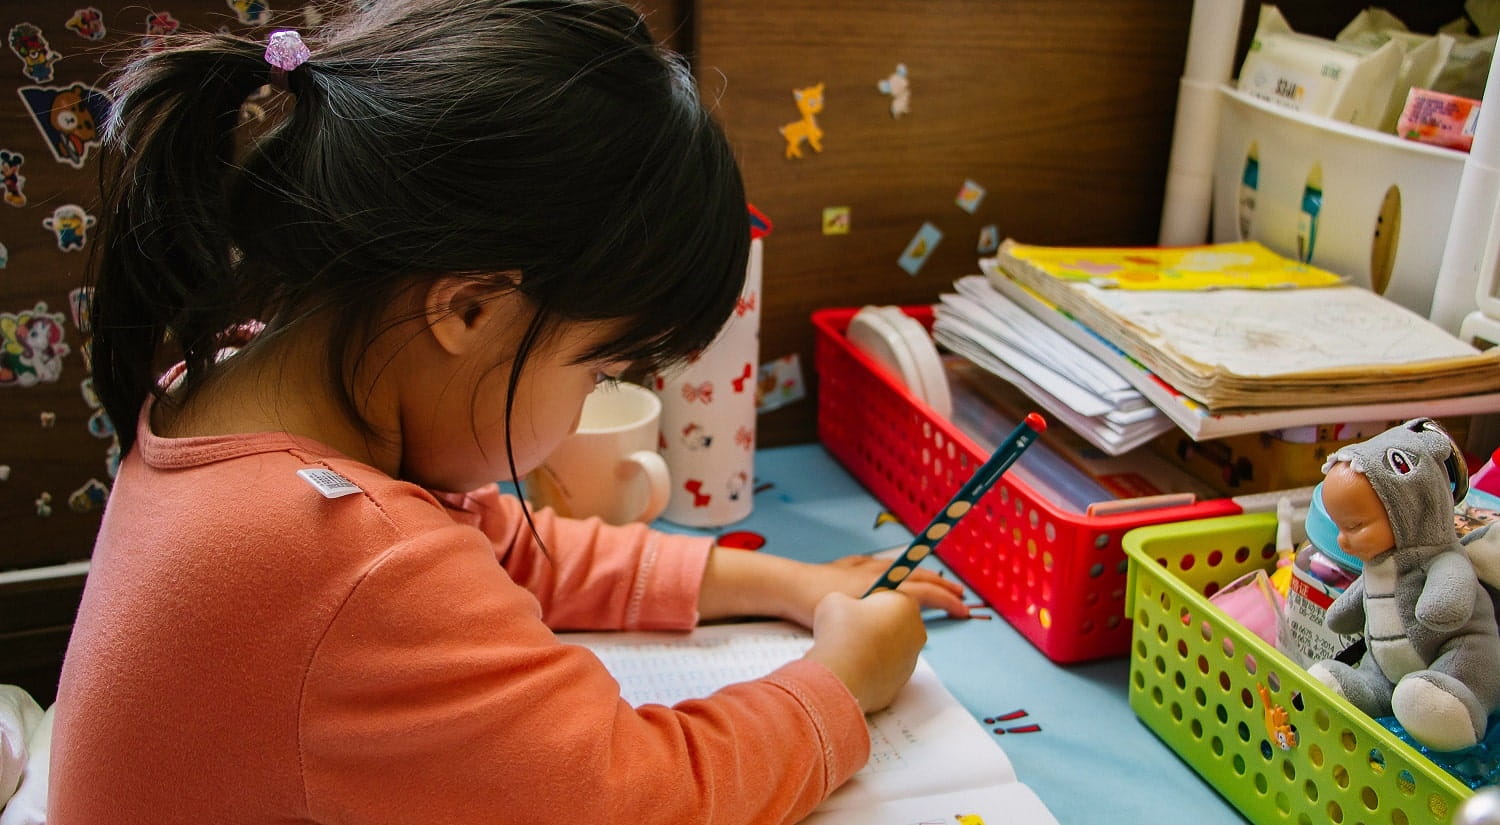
left=947, top=239, right=1500, bottom=441
left=934, top=276, right=1173, bottom=455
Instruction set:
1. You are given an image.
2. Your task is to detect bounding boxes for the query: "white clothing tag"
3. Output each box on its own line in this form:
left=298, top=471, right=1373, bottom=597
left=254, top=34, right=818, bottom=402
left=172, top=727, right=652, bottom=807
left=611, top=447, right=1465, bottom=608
left=297, top=468, right=362, bottom=499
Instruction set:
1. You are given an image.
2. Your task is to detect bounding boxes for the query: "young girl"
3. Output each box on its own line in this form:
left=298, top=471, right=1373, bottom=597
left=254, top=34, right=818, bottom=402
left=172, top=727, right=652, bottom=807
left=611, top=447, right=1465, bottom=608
left=52, top=2, right=968, bottom=823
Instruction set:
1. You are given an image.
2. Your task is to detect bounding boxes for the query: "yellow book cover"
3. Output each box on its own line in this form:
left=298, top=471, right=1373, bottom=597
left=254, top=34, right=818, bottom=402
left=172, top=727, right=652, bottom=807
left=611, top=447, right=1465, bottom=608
left=1002, top=241, right=1344, bottom=291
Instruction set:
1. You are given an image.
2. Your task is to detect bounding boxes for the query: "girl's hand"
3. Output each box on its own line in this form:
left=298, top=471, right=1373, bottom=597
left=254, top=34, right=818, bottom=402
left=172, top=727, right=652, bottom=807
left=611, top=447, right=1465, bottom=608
left=697, top=548, right=971, bottom=629
left=786, top=554, right=969, bottom=627
left=803, top=591, right=926, bottom=713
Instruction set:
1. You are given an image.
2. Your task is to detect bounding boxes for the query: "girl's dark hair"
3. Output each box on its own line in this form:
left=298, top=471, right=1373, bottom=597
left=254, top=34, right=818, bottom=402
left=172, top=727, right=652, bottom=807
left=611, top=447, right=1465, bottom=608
left=90, top=0, right=748, bottom=477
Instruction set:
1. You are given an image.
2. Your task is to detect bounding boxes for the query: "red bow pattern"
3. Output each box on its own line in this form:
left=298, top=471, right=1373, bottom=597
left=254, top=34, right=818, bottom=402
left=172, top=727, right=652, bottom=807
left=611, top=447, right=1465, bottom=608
left=731, top=362, right=753, bottom=393
left=684, top=479, right=711, bottom=508
left=736, top=426, right=753, bottom=450
left=681, top=381, right=713, bottom=404
left=735, top=292, right=757, bottom=317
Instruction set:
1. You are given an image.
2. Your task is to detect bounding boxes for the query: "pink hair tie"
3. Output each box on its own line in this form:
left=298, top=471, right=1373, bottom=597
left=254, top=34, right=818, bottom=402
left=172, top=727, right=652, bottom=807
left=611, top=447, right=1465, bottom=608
left=264, top=29, right=310, bottom=90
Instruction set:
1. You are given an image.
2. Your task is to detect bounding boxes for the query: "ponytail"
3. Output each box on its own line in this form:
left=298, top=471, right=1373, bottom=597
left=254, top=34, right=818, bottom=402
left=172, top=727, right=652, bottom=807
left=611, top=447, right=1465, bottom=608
left=90, top=34, right=274, bottom=454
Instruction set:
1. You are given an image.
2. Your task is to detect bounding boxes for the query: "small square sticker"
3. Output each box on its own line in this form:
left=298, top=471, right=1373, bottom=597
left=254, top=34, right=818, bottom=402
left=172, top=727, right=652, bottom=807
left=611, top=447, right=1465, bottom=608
left=955, top=179, right=986, bottom=214
left=977, top=224, right=1000, bottom=255
left=898, top=222, right=943, bottom=276
left=821, top=206, right=850, bottom=235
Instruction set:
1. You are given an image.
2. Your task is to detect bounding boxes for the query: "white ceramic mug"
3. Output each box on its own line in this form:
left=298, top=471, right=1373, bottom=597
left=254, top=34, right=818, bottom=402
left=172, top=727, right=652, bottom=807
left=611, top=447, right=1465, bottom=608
left=526, top=382, right=670, bottom=525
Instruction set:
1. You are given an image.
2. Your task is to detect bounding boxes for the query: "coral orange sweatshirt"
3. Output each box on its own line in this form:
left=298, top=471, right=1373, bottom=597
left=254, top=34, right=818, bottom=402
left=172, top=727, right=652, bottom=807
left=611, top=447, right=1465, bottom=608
left=51, top=417, right=868, bottom=824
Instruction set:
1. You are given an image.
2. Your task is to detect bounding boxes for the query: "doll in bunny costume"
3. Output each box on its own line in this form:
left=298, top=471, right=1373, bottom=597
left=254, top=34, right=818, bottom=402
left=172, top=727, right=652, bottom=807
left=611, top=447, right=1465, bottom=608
left=1307, top=418, right=1500, bottom=751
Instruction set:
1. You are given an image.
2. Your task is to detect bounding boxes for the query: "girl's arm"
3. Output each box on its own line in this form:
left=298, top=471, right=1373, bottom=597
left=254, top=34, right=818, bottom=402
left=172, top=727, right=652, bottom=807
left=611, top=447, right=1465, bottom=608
left=301, top=526, right=870, bottom=825
left=441, top=484, right=711, bottom=631
left=447, top=485, right=969, bottom=630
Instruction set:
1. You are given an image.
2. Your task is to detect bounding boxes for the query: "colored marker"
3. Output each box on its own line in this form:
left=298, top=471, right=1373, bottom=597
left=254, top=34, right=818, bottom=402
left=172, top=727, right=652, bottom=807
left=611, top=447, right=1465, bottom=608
left=863, top=413, right=1046, bottom=596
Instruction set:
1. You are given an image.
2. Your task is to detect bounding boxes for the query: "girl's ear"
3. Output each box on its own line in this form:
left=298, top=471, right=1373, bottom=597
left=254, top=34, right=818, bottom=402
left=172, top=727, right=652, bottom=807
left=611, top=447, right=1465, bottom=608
left=422, top=275, right=518, bottom=356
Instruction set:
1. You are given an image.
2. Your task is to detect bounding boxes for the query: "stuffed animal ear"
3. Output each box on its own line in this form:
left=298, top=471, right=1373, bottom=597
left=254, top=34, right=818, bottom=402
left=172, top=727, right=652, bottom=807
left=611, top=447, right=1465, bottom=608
left=1408, top=418, right=1469, bottom=503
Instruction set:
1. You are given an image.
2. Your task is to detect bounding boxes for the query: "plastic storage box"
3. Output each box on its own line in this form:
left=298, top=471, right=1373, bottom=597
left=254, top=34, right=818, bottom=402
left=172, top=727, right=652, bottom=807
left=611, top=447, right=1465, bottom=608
left=1124, top=513, right=1472, bottom=824
left=814, top=305, right=1240, bottom=663
left=1212, top=85, right=1466, bottom=320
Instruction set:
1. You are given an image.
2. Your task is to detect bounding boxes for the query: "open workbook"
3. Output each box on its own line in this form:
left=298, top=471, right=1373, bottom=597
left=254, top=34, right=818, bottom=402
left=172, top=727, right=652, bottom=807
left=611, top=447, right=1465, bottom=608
left=559, top=621, right=1058, bottom=825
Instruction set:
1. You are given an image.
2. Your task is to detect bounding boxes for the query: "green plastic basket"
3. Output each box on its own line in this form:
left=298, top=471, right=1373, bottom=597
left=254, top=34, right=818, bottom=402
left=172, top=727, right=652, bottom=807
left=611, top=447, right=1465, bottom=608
left=1124, top=513, right=1474, bottom=825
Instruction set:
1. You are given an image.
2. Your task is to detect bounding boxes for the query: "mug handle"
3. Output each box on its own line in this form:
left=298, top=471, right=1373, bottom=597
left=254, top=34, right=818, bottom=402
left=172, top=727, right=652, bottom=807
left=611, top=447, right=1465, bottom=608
left=621, top=450, right=671, bottom=523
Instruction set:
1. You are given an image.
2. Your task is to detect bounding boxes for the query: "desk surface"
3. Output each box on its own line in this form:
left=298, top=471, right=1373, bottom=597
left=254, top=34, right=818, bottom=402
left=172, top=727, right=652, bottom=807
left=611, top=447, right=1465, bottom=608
left=658, top=443, right=1248, bottom=825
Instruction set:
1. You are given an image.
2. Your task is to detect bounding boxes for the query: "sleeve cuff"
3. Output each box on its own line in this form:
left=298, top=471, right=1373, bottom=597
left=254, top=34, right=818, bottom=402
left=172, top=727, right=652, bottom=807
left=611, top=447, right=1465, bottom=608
left=624, top=531, right=713, bottom=631
left=763, top=658, right=872, bottom=797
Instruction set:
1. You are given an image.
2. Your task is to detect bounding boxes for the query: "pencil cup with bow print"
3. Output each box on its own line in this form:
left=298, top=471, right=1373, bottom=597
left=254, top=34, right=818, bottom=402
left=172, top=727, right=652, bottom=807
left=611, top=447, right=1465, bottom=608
left=653, top=236, right=763, bottom=527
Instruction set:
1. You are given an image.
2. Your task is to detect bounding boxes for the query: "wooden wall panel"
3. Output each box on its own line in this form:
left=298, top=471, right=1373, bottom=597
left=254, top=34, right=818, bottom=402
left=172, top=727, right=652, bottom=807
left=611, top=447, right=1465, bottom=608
left=695, top=0, right=1196, bottom=446
left=697, top=0, right=1475, bottom=447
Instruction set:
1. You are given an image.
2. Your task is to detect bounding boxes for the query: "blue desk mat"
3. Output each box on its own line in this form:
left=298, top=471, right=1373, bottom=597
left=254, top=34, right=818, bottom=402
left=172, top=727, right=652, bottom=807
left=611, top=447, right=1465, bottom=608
left=657, top=443, right=1249, bottom=825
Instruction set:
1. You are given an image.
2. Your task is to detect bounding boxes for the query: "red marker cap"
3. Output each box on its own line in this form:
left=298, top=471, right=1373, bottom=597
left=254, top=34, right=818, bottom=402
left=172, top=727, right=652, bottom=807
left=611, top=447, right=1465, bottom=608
left=1024, top=412, right=1047, bottom=432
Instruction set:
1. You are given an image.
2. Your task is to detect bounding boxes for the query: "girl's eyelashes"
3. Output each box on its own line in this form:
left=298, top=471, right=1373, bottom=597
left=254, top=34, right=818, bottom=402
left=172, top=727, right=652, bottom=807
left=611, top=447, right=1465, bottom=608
left=593, top=370, right=622, bottom=386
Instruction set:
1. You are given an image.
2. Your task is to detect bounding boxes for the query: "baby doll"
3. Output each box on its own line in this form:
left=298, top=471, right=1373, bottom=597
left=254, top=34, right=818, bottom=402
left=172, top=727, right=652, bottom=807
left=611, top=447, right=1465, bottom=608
left=1307, top=418, right=1500, bottom=751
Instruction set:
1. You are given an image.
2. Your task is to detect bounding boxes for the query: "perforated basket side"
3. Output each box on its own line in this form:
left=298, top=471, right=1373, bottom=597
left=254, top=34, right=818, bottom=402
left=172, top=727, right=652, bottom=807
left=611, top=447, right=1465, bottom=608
left=813, top=307, right=1237, bottom=662
left=1124, top=515, right=1473, bottom=824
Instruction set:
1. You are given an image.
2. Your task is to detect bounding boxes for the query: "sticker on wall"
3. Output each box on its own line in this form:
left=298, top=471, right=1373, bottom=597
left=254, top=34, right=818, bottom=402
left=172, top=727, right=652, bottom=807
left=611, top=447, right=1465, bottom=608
left=0, top=465, right=9, bottom=482
left=955, top=179, right=987, bottom=214
left=35, top=491, right=52, bottom=518
left=39, top=410, right=55, bottom=427
left=68, top=478, right=109, bottom=513
left=43, top=204, right=97, bottom=251
left=227, top=0, right=273, bottom=25
left=877, top=63, right=910, bottom=118
left=105, top=438, right=120, bottom=478
left=143, top=11, right=181, bottom=50
left=755, top=353, right=806, bottom=413
left=0, top=242, right=8, bottom=269
left=1, top=150, right=27, bottom=207
left=897, top=221, right=942, bottom=276
left=821, top=206, right=850, bottom=235
left=977, top=223, right=1000, bottom=255
left=68, top=286, right=92, bottom=332
left=18, top=83, right=111, bottom=168
left=80, top=377, right=113, bottom=439
left=8, top=24, right=61, bottom=83
left=65, top=8, right=107, bottom=40
left=1, top=301, right=72, bottom=387
left=778, top=82, right=824, bottom=160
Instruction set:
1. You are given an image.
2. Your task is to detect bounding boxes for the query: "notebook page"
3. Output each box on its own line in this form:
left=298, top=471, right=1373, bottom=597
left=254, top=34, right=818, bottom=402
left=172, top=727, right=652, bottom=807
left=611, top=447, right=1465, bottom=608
left=562, top=621, right=1021, bottom=810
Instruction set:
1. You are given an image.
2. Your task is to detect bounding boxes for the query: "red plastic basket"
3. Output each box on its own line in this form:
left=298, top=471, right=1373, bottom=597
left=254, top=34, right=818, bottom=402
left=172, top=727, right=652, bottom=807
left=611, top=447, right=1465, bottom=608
left=814, top=306, right=1242, bottom=662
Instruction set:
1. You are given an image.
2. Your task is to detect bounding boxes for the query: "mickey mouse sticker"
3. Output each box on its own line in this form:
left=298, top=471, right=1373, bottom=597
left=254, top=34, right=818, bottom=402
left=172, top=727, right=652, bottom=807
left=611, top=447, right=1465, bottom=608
left=0, top=150, right=25, bottom=207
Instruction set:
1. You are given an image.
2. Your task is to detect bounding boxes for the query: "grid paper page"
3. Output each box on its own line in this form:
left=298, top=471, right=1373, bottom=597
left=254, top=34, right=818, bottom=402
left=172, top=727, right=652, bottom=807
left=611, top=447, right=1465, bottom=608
left=562, top=621, right=1021, bottom=811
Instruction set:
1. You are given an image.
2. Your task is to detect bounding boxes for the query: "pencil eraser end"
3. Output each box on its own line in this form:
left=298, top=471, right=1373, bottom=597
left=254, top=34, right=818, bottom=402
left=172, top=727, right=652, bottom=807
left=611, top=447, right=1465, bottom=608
left=1024, top=412, right=1046, bottom=432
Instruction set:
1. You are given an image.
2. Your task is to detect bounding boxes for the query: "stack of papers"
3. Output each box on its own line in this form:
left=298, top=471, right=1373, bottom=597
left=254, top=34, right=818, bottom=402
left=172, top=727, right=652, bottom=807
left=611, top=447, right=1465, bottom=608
left=933, top=276, right=1173, bottom=455
left=981, top=244, right=1500, bottom=440
left=994, top=239, right=1500, bottom=410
